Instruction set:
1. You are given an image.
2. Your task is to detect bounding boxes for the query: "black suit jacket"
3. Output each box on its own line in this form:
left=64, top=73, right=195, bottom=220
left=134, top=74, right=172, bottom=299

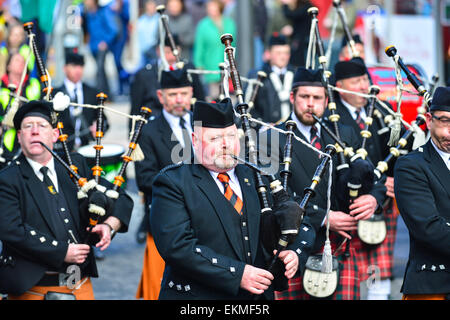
left=53, top=82, right=109, bottom=151
left=135, top=113, right=192, bottom=199
left=248, top=63, right=296, bottom=124
left=129, top=61, right=205, bottom=126
left=134, top=113, right=192, bottom=233
left=394, top=140, right=450, bottom=294
left=150, top=163, right=315, bottom=300
left=330, top=95, right=414, bottom=179
left=331, top=96, right=387, bottom=161
left=0, top=153, right=133, bottom=295
left=264, top=116, right=387, bottom=252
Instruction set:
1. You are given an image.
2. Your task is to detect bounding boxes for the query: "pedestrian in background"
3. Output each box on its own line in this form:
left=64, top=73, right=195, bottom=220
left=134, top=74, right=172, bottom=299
left=193, top=0, right=235, bottom=100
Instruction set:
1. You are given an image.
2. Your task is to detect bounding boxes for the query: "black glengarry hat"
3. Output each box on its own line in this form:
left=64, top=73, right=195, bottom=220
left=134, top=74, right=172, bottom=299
left=268, top=32, right=288, bottom=47
left=292, top=67, right=323, bottom=89
left=164, top=34, right=180, bottom=47
left=14, top=100, right=57, bottom=130
left=160, top=67, right=192, bottom=89
left=430, top=86, right=450, bottom=112
left=193, top=98, right=235, bottom=128
left=334, top=57, right=368, bottom=81
left=341, top=34, right=363, bottom=49
left=65, top=52, right=85, bottom=66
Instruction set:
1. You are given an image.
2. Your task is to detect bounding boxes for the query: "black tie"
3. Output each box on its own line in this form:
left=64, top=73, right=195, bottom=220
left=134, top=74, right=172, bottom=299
left=355, top=110, right=365, bottom=130
left=72, top=86, right=80, bottom=104
left=179, top=117, right=187, bottom=130
left=310, top=126, right=322, bottom=150
left=179, top=117, right=191, bottom=149
left=40, top=166, right=58, bottom=195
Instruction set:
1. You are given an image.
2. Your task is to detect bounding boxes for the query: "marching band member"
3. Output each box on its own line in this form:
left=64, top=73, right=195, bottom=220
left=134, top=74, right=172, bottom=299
left=395, top=86, right=450, bottom=300
left=135, top=67, right=194, bottom=300
left=130, top=34, right=204, bottom=123
left=149, top=98, right=314, bottom=299
left=331, top=58, right=400, bottom=299
left=0, top=100, right=133, bottom=300
left=248, top=33, right=295, bottom=124
left=52, top=51, right=108, bottom=152
left=269, top=67, right=385, bottom=300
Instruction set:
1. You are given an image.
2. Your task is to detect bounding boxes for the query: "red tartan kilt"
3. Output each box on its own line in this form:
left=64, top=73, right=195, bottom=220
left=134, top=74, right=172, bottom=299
left=275, top=232, right=360, bottom=300
left=353, top=200, right=398, bottom=281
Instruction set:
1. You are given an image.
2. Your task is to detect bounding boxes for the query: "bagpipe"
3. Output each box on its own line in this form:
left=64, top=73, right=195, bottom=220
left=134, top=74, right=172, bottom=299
left=156, top=3, right=267, bottom=105
left=307, top=7, right=349, bottom=170
left=280, top=120, right=296, bottom=191
left=219, top=62, right=227, bottom=100
left=221, top=33, right=337, bottom=292
left=21, top=22, right=152, bottom=244
left=308, top=6, right=438, bottom=253
left=156, top=4, right=185, bottom=70
left=372, top=45, right=434, bottom=180
left=332, top=0, right=361, bottom=58
left=308, top=6, right=380, bottom=233
left=279, top=7, right=391, bottom=297
left=246, top=71, right=267, bottom=115
left=330, top=0, right=396, bottom=137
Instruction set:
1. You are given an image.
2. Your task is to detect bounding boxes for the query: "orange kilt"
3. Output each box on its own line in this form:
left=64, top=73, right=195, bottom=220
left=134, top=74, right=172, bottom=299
left=136, top=233, right=165, bottom=300
left=402, top=294, right=447, bottom=300
left=7, top=278, right=94, bottom=300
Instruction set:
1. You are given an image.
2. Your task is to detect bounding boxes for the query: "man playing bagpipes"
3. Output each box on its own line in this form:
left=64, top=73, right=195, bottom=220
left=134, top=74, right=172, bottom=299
left=395, top=86, right=450, bottom=300
left=263, top=67, right=387, bottom=300
left=149, top=98, right=315, bottom=299
left=135, top=66, right=194, bottom=300
left=130, top=34, right=205, bottom=123
left=0, top=100, right=133, bottom=300
left=330, top=58, right=410, bottom=299
left=247, top=33, right=296, bottom=125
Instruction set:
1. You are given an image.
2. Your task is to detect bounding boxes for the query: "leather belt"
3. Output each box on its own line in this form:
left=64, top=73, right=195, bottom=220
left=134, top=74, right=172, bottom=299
left=36, top=272, right=86, bottom=287
left=37, top=273, right=72, bottom=287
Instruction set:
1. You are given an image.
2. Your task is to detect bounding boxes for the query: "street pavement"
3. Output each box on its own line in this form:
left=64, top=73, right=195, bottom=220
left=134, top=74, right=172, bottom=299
left=90, top=183, right=146, bottom=300
left=90, top=101, right=409, bottom=300
left=88, top=100, right=146, bottom=300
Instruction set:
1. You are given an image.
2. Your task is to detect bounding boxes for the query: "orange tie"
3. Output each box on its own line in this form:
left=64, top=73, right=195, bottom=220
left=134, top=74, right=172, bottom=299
left=217, top=173, right=243, bottom=215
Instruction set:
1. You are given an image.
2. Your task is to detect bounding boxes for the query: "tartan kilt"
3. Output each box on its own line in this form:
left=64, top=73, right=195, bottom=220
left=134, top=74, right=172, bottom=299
left=275, top=232, right=360, bottom=300
left=353, top=199, right=399, bottom=281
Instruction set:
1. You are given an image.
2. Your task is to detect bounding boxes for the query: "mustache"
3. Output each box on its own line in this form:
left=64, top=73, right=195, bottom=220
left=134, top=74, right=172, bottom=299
left=216, top=151, right=237, bottom=157
left=174, top=104, right=188, bottom=110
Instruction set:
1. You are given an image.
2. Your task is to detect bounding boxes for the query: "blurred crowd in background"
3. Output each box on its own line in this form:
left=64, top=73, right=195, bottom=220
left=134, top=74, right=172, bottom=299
left=0, top=0, right=447, bottom=105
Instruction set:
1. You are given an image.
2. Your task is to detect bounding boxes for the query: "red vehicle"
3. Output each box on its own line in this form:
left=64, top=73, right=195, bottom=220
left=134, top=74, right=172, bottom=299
left=367, top=64, right=427, bottom=126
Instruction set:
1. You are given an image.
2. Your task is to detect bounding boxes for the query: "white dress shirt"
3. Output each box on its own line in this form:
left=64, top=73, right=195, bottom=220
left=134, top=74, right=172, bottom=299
left=209, top=168, right=243, bottom=201
left=64, top=79, right=84, bottom=104
left=64, top=79, right=85, bottom=147
left=430, top=138, right=450, bottom=171
left=26, top=157, right=59, bottom=192
left=341, top=98, right=367, bottom=121
left=271, top=65, right=287, bottom=77
left=291, top=111, right=321, bottom=142
left=162, top=110, right=192, bottom=148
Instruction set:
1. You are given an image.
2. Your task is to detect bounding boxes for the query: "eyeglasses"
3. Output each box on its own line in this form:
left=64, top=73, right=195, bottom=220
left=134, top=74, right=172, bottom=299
left=431, top=114, right=450, bottom=128
left=21, top=122, right=52, bottom=131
